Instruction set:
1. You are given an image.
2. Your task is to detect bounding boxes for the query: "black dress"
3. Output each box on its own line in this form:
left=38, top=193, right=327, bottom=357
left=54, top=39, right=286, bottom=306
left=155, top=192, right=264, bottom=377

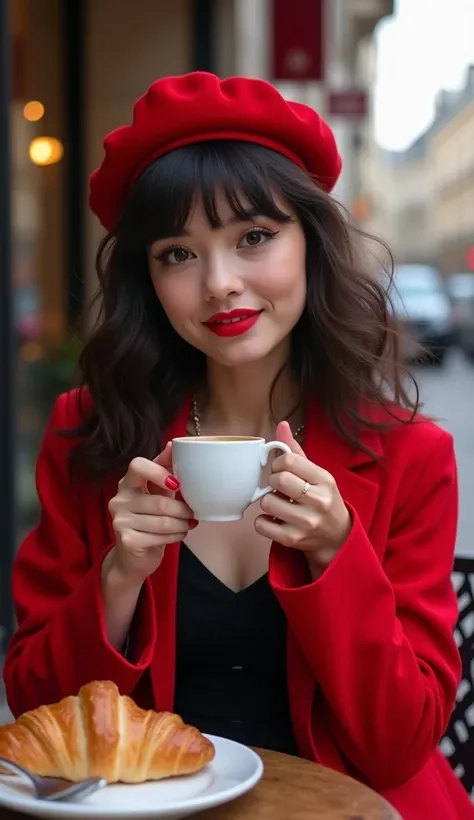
left=174, top=543, right=299, bottom=755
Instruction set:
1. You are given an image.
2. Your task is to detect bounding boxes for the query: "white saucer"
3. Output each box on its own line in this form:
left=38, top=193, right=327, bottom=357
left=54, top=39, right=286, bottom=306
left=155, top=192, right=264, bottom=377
left=0, top=735, right=263, bottom=820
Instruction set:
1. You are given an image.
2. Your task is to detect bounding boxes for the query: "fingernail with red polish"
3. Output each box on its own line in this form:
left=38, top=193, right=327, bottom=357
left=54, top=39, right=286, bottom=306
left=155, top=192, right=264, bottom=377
left=165, top=476, right=180, bottom=491
left=189, top=518, right=199, bottom=529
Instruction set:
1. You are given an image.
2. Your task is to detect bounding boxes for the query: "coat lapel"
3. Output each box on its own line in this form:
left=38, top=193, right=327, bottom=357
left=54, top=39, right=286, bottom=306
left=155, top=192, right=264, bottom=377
left=284, top=399, right=385, bottom=762
left=301, top=397, right=382, bottom=535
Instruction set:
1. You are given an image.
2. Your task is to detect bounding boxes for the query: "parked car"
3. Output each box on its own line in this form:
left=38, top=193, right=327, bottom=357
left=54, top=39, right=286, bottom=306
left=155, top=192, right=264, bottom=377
left=446, top=272, right=474, bottom=362
left=388, top=264, right=455, bottom=365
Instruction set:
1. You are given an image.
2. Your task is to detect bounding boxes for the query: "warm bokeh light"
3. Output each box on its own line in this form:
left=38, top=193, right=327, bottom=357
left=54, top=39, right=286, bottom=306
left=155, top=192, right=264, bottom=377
left=23, top=100, right=45, bottom=122
left=20, top=342, right=43, bottom=363
left=28, top=137, right=64, bottom=166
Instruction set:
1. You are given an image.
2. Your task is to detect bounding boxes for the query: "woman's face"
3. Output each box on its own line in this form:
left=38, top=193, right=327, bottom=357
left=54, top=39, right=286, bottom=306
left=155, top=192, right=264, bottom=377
left=148, top=191, right=307, bottom=368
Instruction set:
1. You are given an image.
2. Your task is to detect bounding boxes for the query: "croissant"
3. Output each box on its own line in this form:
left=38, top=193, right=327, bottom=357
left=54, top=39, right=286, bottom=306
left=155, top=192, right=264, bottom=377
left=0, top=680, right=215, bottom=783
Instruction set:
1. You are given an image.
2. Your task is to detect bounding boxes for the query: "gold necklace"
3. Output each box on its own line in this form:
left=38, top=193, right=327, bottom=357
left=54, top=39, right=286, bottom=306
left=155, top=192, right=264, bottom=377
left=191, top=396, right=305, bottom=441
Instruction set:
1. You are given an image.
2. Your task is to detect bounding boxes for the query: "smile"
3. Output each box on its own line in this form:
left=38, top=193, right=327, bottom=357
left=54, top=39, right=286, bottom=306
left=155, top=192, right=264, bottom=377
left=204, top=309, right=263, bottom=337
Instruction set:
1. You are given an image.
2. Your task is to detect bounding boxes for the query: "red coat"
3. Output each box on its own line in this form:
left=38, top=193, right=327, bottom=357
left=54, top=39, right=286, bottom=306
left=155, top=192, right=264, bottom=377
left=4, top=390, right=473, bottom=820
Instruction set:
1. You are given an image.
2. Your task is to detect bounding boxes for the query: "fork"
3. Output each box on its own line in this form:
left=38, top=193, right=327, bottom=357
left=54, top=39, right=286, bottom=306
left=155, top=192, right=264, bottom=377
left=0, top=757, right=107, bottom=802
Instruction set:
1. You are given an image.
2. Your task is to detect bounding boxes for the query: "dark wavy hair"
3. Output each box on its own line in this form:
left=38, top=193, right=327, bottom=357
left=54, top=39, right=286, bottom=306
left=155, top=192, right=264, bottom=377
left=63, top=140, right=419, bottom=480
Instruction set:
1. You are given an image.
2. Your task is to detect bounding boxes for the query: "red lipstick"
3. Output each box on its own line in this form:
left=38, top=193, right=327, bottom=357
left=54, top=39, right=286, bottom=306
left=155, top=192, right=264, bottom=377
left=204, top=308, right=262, bottom=337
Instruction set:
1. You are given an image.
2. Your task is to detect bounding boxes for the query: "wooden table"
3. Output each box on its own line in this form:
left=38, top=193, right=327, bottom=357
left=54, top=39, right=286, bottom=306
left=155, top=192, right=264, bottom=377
left=197, top=748, right=401, bottom=819
left=0, top=749, right=401, bottom=819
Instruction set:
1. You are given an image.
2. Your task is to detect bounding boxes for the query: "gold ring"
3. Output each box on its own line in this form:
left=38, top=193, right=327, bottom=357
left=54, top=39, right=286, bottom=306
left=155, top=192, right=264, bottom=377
left=297, top=480, right=310, bottom=502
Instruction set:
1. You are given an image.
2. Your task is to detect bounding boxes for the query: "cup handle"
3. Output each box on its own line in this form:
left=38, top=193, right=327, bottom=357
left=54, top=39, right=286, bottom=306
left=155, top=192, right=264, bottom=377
left=250, top=441, right=292, bottom=503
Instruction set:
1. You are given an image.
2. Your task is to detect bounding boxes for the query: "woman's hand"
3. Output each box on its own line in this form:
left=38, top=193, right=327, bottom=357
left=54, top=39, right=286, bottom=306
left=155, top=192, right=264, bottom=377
left=255, top=422, right=352, bottom=574
left=105, top=442, right=196, bottom=583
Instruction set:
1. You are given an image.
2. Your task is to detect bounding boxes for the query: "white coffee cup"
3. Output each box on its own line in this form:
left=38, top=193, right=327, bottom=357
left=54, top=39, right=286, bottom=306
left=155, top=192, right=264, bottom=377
left=171, top=436, right=292, bottom=522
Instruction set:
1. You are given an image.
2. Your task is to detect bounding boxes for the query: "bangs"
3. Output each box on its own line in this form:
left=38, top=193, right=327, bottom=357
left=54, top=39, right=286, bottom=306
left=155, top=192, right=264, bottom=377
left=123, top=140, right=295, bottom=245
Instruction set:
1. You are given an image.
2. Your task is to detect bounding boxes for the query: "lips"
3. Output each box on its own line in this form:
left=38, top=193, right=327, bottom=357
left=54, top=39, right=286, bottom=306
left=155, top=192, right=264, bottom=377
left=203, top=308, right=262, bottom=338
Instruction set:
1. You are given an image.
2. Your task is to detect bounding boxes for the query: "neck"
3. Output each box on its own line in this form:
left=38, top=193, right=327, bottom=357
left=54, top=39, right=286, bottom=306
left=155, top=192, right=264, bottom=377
left=196, top=341, right=302, bottom=438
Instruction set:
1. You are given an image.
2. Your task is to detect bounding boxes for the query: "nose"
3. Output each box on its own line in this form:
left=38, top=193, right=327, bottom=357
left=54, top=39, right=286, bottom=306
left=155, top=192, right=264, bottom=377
left=202, top=253, right=244, bottom=301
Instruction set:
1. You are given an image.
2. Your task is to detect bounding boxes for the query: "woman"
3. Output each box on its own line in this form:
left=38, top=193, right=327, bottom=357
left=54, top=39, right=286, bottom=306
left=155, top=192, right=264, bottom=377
left=4, top=73, right=472, bottom=819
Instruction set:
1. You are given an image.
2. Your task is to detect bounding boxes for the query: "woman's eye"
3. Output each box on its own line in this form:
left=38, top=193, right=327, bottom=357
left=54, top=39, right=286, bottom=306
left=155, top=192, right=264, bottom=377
left=240, top=229, right=277, bottom=248
left=158, top=247, right=193, bottom=265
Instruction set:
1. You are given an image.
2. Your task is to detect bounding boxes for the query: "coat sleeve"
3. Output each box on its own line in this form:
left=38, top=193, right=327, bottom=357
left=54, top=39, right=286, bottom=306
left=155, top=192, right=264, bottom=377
left=269, top=427, right=461, bottom=791
left=3, top=394, right=157, bottom=717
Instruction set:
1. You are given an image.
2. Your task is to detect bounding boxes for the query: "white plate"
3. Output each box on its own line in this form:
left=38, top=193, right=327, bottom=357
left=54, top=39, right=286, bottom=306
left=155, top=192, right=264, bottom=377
left=0, top=735, right=263, bottom=820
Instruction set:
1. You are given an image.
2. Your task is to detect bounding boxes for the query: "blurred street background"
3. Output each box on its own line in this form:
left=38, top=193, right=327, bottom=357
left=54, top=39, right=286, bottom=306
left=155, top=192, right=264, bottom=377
left=414, top=353, right=474, bottom=558
left=1, top=0, right=474, bottom=725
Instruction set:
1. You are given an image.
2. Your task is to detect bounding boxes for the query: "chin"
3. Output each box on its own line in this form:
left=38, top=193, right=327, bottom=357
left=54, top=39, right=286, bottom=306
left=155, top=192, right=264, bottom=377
left=203, top=338, right=285, bottom=368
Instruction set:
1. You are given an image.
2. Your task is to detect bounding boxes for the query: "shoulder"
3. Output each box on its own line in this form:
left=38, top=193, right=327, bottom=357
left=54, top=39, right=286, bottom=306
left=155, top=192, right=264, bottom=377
left=373, top=404, right=455, bottom=476
left=37, top=388, right=94, bottom=467
left=48, top=387, right=94, bottom=431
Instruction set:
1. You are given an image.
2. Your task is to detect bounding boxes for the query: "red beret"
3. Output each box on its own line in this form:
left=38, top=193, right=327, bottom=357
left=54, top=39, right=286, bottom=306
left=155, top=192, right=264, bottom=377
left=89, top=71, right=342, bottom=231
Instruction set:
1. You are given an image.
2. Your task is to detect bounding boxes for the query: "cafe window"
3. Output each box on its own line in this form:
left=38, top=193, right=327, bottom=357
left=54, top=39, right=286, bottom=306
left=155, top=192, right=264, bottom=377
left=11, top=0, right=69, bottom=534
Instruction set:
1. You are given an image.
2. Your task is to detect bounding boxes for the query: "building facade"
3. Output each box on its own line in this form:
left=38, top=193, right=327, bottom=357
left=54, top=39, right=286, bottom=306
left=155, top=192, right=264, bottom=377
left=430, top=68, right=474, bottom=275
left=358, top=61, right=474, bottom=274
left=229, top=0, right=393, bottom=210
left=360, top=135, right=436, bottom=265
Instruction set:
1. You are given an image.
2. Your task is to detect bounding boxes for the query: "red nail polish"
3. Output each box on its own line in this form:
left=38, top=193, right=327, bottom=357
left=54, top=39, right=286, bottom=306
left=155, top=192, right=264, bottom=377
left=165, top=476, right=180, bottom=491
left=189, top=518, right=199, bottom=528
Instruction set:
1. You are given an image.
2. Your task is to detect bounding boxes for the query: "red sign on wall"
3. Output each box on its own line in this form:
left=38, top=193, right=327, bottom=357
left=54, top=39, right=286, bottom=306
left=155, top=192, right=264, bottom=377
left=327, top=90, right=368, bottom=118
left=272, top=0, right=324, bottom=82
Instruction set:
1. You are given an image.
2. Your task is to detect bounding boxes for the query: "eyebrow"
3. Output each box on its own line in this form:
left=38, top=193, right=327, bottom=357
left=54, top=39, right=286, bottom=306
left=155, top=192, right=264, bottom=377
left=152, top=209, right=270, bottom=241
